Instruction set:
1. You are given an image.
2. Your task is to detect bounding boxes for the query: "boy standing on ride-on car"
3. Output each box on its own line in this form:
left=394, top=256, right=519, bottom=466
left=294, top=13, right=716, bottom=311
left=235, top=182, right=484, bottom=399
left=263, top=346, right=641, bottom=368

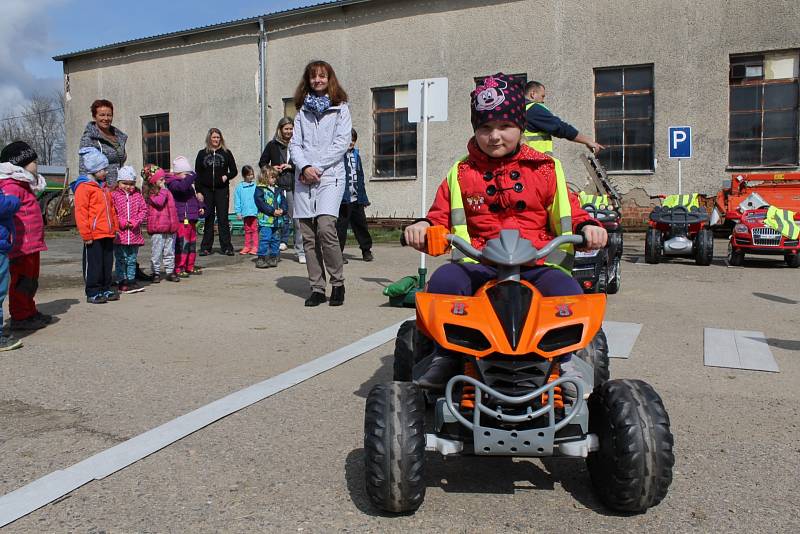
left=403, top=73, right=607, bottom=391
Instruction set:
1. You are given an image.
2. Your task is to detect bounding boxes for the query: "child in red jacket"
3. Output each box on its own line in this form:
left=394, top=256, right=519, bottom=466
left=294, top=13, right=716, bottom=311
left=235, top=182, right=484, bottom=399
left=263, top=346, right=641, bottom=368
left=0, top=141, right=50, bottom=330
left=72, top=147, right=120, bottom=303
left=403, top=73, right=607, bottom=390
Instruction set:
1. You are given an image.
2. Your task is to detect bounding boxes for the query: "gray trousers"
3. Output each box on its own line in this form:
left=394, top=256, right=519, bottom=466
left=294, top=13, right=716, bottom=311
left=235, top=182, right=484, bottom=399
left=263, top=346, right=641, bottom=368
left=298, top=215, right=344, bottom=293
left=285, top=190, right=304, bottom=257
left=151, top=233, right=176, bottom=275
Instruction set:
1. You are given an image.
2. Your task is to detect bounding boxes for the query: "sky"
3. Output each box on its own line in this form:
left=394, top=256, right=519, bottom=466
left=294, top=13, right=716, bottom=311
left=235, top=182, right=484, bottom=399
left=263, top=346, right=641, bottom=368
left=1, top=0, right=321, bottom=117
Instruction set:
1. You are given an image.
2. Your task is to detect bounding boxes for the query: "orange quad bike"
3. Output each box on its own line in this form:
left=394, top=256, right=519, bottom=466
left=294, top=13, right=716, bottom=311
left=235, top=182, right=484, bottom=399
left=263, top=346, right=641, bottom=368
left=364, top=228, right=674, bottom=514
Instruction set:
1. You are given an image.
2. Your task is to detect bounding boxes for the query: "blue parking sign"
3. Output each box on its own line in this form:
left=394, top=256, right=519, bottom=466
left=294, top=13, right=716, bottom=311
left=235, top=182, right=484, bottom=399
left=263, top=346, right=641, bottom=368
left=668, top=126, right=691, bottom=159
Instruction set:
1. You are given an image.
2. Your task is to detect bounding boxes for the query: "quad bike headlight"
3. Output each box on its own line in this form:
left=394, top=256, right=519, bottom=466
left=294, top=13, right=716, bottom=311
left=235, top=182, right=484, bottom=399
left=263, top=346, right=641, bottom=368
left=734, top=223, right=749, bottom=234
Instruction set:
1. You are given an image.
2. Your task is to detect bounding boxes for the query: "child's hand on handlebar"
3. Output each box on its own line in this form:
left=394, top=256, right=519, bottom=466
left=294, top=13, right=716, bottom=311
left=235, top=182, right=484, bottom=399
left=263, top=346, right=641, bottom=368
left=404, top=221, right=430, bottom=252
left=580, top=225, right=608, bottom=250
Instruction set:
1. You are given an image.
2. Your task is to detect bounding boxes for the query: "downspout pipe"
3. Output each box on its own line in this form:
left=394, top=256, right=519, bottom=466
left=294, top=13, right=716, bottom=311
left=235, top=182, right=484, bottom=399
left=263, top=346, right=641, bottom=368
left=258, top=17, right=267, bottom=150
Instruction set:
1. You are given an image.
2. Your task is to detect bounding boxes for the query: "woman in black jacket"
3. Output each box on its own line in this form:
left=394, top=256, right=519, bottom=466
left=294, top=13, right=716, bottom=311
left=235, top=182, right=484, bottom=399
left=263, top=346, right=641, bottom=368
left=258, top=117, right=304, bottom=263
left=195, top=128, right=238, bottom=255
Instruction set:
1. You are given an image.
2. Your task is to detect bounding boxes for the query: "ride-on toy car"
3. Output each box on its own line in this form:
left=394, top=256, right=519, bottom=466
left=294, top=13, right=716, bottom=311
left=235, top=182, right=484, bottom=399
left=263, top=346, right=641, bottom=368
left=645, top=194, right=713, bottom=265
left=364, top=228, right=674, bottom=514
left=572, top=197, right=623, bottom=294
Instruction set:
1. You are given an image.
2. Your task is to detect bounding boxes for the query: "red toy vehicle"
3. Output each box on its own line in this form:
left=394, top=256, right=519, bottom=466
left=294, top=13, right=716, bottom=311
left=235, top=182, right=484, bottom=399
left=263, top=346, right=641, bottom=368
left=713, top=172, right=800, bottom=267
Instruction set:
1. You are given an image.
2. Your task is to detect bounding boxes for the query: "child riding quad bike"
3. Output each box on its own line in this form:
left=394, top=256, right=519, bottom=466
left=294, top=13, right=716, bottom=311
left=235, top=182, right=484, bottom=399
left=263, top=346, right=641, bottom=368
left=573, top=192, right=623, bottom=294
left=645, top=193, right=713, bottom=265
left=363, top=227, right=675, bottom=514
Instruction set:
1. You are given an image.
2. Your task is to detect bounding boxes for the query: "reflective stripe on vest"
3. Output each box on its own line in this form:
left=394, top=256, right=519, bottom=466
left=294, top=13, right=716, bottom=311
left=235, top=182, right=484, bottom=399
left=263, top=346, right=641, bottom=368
left=662, top=193, right=700, bottom=210
left=444, top=157, right=574, bottom=273
left=765, top=206, right=800, bottom=240
left=578, top=191, right=611, bottom=209
left=523, top=102, right=554, bottom=156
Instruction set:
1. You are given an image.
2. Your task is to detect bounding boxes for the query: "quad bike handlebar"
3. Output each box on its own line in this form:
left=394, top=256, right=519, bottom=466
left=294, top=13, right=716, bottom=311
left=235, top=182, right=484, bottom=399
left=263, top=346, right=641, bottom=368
left=582, top=203, right=619, bottom=223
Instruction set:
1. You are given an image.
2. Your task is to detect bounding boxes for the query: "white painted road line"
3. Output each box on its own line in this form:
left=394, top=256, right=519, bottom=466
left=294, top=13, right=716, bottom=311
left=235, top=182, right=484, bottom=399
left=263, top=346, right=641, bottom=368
left=0, top=317, right=413, bottom=528
left=704, top=328, right=779, bottom=373
left=602, top=321, right=642, bottom=359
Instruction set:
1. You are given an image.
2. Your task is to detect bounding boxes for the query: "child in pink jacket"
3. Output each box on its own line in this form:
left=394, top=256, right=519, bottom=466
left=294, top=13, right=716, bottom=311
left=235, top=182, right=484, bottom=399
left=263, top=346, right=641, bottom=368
left=111, top=166, right=147, bottom=294
left=144, top=168, right=180, bottom=283
left=0, top=141, right=50, bottom=331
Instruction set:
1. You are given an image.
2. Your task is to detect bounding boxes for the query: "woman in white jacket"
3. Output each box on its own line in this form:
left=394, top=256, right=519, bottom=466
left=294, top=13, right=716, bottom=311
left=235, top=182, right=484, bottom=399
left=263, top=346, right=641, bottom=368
left=289, top=61, right=352, bottom=307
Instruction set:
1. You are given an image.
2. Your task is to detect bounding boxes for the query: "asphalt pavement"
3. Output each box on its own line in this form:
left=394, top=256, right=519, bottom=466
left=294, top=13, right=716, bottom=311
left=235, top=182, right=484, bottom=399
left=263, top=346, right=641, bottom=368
left=1, top=233, right=798, bottom=532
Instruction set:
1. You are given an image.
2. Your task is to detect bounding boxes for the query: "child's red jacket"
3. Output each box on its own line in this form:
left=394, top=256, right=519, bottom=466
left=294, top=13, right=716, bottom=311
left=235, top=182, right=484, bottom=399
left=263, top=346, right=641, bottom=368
left=426, top=140, right=594, bottom=252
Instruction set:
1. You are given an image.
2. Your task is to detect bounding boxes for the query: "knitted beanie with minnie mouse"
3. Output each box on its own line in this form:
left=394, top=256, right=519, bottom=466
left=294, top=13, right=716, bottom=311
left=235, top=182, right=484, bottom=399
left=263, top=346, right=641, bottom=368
left=470, top=73, right=526, bottom=131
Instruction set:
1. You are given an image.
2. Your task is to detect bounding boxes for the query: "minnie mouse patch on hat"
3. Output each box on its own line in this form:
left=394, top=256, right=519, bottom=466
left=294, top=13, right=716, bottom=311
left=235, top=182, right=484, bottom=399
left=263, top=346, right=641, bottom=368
left=470, top=73, right=526, bottom=131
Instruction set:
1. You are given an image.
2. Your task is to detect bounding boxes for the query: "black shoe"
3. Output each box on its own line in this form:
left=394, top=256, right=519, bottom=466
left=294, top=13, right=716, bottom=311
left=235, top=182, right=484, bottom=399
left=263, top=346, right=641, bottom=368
left=199, top=250, right=211, bottom=257
left=267, top=256, right=278, bottom=268
left=305, top=291, right=327, bottom=307
left=0, top=335, right=23, bottom=351
left=415, top=351, right=463, bottom=391
left=104, top=290, right=120, bottom=302
left=9, top=316, right=47, bottom=331
left=255, top=257, right=269, bottom=269
left=151, top=274, right=161, bottom=284
left=222, top=248, right=235, bottom=256
left=34, top=312, right=54, bottom=324
left=165, top=273, right=180, bottom=282
left=135, top=266, right=154, bottom=282
left=362, top=250, right=374, bottom=262
left=87, top=294, right=108, bottom=304
left=329, top=285, right=345, bottom=306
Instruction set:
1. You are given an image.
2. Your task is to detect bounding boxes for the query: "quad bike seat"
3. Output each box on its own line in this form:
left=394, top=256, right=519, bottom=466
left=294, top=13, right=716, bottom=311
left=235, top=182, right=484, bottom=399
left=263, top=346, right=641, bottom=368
left=649, top=205, right=708, bottom=226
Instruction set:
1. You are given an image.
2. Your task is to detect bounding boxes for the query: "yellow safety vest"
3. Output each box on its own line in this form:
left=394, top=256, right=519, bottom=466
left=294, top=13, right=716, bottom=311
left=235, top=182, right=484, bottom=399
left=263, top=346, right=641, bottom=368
left=578, top=191, right=611, bottom=209
left=662, top=194, right=700, bottom=210
left=445, top=157, right=575, bottom=273
left=764, top=206, right=800, bottom=240
left=523, top=102, right=554, bottom=156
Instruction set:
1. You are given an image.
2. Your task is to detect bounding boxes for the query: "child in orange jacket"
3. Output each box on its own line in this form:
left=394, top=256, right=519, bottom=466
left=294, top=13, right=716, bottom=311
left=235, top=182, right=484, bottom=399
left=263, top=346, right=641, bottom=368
left=72, top=147, right=120, bottom=303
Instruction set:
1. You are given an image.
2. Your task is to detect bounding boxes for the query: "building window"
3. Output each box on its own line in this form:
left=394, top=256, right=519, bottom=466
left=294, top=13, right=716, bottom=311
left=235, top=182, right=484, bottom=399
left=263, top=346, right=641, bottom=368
left=141, top=114, right=170, bottom=170
left=373, top=86, right=417, bottom=178
left=729, top=52, right=799, bottom=167
left=282, top=97, right=297, bottom=120
left=594, top=65, right=654, bottom=172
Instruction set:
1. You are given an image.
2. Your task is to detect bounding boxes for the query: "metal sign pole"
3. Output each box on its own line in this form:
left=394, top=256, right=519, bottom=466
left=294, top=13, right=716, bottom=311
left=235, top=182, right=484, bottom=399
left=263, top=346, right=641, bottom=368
left=420, top=80, right=430, bottom=271
left=678, top=159, right=682, bottom=195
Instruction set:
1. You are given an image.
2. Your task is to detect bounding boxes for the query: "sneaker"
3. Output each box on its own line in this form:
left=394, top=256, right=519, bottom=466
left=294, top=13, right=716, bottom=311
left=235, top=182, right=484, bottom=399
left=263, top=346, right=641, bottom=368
left=223, top=249, right=235, bottom=256
left=255, top=257, right=269, bottom=269
left=304, top=291, right=327, bottom=307
left=104, top=290, right=120, bottom=301
left=560, top=358, right=587, bottom=401
left=151, top=274, right=161, bottom=284
left=415, top=349, right=463, bottom=392
left=9, top=317, right=47, bottom=331
left=239, top=248, right=250, bottom=255
left=0, top=335, right=23, bottom=351
left=267, top=256, right=278, bottom=268
left=298, top=255, right=307, bottom=264
left=135, top=266, right=155, bottom=282
left=118, top=281, right=131, bottom=293
left=179, top=271, right=190, bottom=278
left=199, top=250, right=211, bottom=257
left=87, top=293, right=108, bottom=304
left=165, top=273, right=180, bottom=282
left=279, top=242, right=288, bottom=251
left=247, top=249, right=258, bottom=255
left=126, top=281, right=145, bottom=294
left=188, top=267, right=202, bottom=275
left=362, top=250, right=374, bottom=262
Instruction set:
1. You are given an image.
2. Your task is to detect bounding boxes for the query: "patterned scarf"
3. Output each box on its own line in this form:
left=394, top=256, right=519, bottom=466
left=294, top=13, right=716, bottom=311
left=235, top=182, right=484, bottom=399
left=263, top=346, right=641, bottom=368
left=304, top=93, right=331, bottom=116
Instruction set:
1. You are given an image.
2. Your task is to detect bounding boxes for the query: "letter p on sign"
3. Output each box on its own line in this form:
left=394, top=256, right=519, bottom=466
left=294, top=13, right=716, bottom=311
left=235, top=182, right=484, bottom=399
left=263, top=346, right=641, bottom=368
left=668, top=126, right=691, bottom=159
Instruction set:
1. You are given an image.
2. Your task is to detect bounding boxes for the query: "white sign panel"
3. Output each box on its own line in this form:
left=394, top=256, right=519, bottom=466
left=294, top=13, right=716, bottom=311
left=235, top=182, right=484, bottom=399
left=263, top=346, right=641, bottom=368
left=408, top=78, right=448, bottom=123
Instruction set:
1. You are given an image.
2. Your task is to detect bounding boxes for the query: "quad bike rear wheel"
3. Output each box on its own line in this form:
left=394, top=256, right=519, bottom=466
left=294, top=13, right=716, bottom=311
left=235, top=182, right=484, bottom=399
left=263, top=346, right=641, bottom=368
left=785, top=253, right=800, bottom=268
left=606, top=257, right=621, bottom=294
left=727, top=242, right=744, bottom=266
left=364, top=382, right=426, bottom=513
left=644, top=228, right=661, bottom=264
left=575, top=328, right=610, bottom=388
left=694, top=228, right=714, bottom=266
left=587, top=379, right=674, bottom=513
left=393, top=320, right=435, bottom=381
left=595, top=262, right=608, bottom=294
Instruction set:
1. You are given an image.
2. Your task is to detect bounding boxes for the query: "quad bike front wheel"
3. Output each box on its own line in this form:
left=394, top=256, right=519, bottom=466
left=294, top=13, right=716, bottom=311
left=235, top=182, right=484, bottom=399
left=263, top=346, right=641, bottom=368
left=364, top=382, right=426, bottom=513
left=694, top=228, right=714, bottom=266
left=606, top=257, right=621, bottom=294
left=575, top=328, right=610, bottom=388
left=393, top=320, right=434, bottom=381
left=587, top=379, right=674, bottom=513
left=644, top=228, right=661, bottom=264
left=727, top=242, right=744, bottom=266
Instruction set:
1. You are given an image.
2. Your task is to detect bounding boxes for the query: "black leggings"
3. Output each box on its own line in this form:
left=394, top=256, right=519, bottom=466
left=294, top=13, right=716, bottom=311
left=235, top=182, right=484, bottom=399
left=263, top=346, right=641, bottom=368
left=197, top=185, right=232, bottom=252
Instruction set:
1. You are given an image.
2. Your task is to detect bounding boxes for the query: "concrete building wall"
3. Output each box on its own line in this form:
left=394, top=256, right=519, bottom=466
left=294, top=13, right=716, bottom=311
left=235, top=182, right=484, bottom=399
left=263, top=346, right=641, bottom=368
left=61, top=0, right=800, bottom=223
left=63, top=25, right=262, bottom=197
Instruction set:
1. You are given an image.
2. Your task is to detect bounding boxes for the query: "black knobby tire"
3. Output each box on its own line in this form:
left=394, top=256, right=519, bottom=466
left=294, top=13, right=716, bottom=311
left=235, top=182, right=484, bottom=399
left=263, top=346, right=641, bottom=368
left=606, top=257, right=621, bottom=294
left=575, top=328, right=610, bottom=388
left=644, top=228, right=661, bottom=264
left=785, top=253, right=800, bottom=268
left=393, top=320, right=434, bottom=381
left=595, top=262, right=608, bottom=294
left=695, top=228, right=713, bottom=266
left=364, top=382, right=427, bottom=513
left=587, top=379, right=674, bottom=513
left=727, top=242, right=744, bottom=267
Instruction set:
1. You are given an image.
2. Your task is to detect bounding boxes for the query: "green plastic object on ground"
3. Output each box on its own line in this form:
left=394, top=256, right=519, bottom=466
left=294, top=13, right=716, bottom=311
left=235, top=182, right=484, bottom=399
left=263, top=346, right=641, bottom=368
left=383, top=276, right=418, bottom=298
left=384, top=268, right=427, bottom=307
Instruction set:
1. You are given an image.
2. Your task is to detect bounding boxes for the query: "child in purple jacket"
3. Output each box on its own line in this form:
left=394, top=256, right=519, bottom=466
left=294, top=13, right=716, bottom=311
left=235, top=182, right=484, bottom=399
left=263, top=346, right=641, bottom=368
left=166, top=156, right=206, bottom=277
left=111, top=166, right=148, bottom=294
